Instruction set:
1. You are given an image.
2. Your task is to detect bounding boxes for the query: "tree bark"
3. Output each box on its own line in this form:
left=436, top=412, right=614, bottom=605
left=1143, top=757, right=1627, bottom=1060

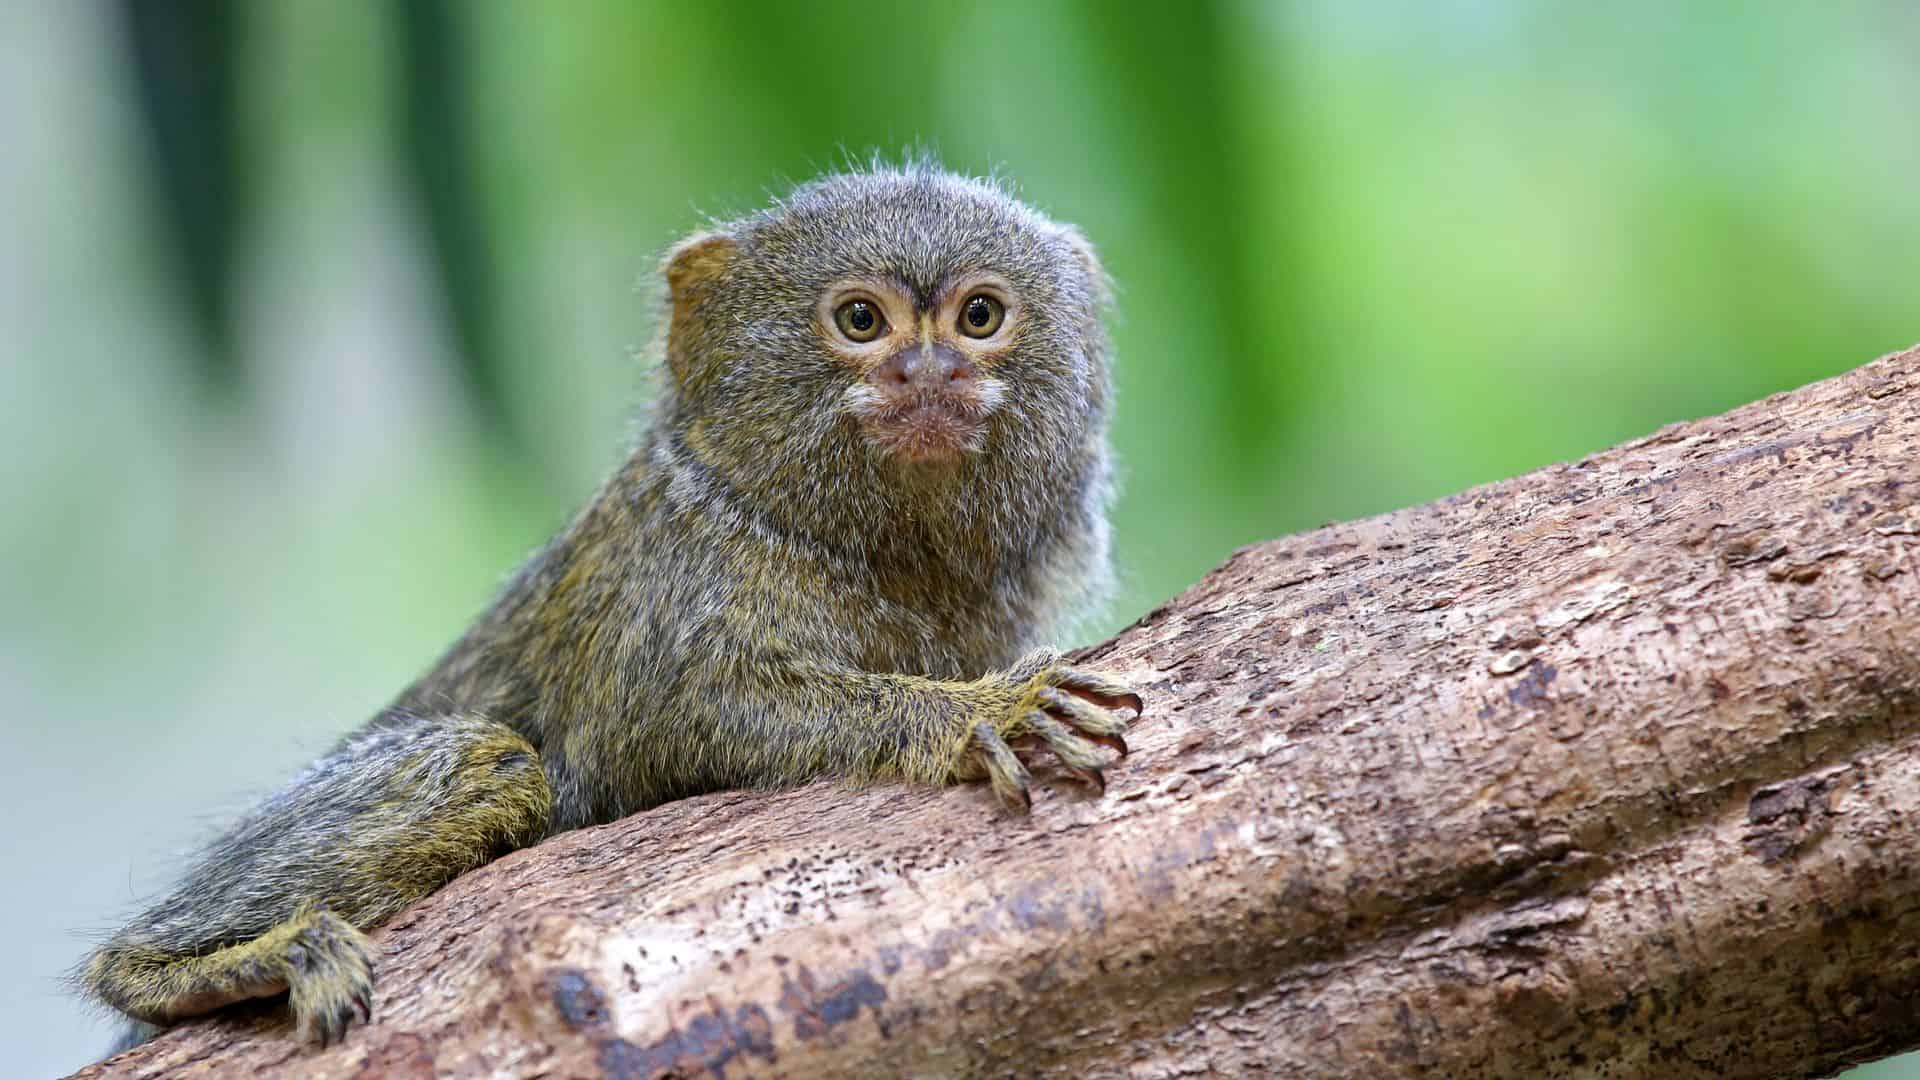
left=76, top=345, right=1920, bottom=1080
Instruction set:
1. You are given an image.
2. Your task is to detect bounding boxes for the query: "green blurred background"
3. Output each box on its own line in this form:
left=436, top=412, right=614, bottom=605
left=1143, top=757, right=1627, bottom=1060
left=3, top=2, right=1916, bottom=1074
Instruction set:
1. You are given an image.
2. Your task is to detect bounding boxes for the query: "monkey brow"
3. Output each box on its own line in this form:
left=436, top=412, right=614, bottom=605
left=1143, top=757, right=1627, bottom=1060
left=899, top=271, right=985, bottom=311
left=882, top=273, right=936, bottom=311
left=862, top=261, right=993, bottom=310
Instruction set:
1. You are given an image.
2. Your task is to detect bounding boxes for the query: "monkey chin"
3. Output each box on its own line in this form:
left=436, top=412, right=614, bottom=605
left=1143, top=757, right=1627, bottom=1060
left=861, top=409, right=988, bottom=465
left=845, top=387, right=997, bottom=467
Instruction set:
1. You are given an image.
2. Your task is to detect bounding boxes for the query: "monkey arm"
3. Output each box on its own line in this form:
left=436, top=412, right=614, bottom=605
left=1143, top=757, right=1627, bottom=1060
left=675, top=649, right=1142, bottom=811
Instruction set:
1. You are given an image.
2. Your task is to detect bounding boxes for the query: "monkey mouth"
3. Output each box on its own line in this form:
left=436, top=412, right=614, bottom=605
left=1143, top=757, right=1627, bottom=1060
left=844, top=385, right=1000, bottom=463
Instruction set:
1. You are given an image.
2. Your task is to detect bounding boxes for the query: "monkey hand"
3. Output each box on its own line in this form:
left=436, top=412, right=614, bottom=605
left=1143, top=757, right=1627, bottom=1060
left=949, top=648, right=1143, bottom=810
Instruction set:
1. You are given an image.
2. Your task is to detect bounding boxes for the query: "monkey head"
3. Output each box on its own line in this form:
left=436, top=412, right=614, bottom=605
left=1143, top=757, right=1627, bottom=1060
left=656, top=163, right=1113, bottom=528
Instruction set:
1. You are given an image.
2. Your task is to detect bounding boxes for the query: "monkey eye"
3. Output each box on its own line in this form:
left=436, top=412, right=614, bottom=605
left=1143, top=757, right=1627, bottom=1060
left=958, top=294, right=1005, bottom=339
left=833, top=299, right=887, bottom=343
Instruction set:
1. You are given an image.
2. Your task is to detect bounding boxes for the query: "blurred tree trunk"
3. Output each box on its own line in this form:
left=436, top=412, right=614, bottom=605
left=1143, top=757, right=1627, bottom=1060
left=74, top=345, right=1920, bottom=1079
left=120, top=0, right=243, bottom=396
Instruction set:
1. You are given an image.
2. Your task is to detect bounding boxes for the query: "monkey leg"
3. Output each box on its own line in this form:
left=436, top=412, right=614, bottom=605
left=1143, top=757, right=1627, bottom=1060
left=89, top=903, right=375, bottom=1046
left=84, top=713, right=550, bottom=1045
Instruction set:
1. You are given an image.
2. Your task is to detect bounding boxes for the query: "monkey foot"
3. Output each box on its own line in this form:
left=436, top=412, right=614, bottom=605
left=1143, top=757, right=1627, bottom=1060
left=284, top=906, right=375, bottom=1047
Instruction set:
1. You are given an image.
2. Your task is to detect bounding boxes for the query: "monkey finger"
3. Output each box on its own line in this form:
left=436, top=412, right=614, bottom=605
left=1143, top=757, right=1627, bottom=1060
left=1050, top=669, right=1145, bottom=716
left=304, top=992, right=356, bottom=1048
left=1027, top=712, right=1110, bottom=772
left=1035, top=687, right=1127, bottom=735
left=973, top=721, right=1032, bottom=811
left=1034, top=689, right=1130, bottom=759
left=306, top=1009, right=338, bottom=1049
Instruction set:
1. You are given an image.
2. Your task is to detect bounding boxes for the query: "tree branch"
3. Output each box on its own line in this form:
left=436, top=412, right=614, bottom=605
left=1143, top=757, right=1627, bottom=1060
left=78, top=345, right=1920, bottom=1079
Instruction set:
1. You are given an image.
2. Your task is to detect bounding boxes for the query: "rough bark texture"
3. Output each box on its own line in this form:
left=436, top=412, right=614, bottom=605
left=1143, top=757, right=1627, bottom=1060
left=76, top=346, right=1920, bottom=1080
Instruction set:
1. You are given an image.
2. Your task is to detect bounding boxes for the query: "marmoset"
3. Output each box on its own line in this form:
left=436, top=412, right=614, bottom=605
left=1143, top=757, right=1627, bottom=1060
left=82, top=161, right=1142, bottom=1049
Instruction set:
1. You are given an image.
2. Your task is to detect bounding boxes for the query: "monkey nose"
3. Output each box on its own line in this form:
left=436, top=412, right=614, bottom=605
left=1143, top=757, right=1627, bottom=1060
left=872, top=342, right=975, bottom=393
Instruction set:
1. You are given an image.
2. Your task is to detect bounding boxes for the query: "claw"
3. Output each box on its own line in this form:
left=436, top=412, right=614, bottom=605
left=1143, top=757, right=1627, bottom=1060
left=1082, top=731, right=1128, bottom=759
left=1065, top=764, right=1107, bottom=794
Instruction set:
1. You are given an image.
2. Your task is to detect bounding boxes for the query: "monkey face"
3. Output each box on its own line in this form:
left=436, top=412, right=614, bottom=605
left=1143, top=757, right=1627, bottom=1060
left=818, top=273, right=1018, bottom=464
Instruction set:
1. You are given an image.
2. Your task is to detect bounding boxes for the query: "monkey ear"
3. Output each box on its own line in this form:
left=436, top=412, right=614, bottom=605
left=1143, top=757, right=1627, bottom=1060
left=662, top=231, right=738, bottom=389
left=1056, top=225, right=1112, bottom=307
left=664, top=231, right=736, bottom=298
